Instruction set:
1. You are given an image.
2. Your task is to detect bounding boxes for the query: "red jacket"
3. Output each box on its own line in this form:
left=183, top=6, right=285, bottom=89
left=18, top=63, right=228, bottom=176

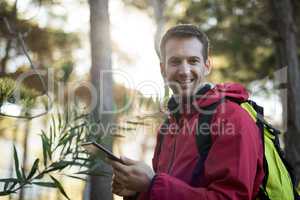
left=137, top=83, right=264, bottom=200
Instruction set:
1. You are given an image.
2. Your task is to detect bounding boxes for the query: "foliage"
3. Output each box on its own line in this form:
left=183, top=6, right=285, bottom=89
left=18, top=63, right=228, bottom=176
left=125, top=0, right=300, bottom=84
left=0, top=109, right=106, bottom=199
left=172, top=0, right=300, bottom=84
left=0, top=77, right=40, bottom=109
left=0, top=0, right=80, bottom=69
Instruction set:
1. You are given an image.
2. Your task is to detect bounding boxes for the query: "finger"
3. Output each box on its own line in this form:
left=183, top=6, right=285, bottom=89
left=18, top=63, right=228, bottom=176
left=113, top=176, right=123, bottom=185
left=112, top=174, right=124, bottom=185
left=121, top=156, right=137, bottom=165
left=112, top=179, right=122, bottom=187
left=110, top=160, right=130, bottom=174
left=112, top=181, right=124, bottom=191
left=112, top=186, right=124, bottom=195
left=114, top=170, right=128, bottom=183
left=113, top=166, right=128, bottom=176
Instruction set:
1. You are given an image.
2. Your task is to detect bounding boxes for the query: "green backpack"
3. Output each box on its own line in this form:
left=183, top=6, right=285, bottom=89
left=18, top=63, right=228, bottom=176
left=157, top=97, right=299, bottom=200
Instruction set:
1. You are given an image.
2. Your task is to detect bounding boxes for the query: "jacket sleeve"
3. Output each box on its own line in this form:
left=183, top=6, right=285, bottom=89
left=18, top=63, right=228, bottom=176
left=148, top=101, right=264, bottom=200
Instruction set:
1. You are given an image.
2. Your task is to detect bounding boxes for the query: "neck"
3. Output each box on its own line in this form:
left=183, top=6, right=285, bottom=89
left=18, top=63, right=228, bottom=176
left=173, top=82, right=211, bottom=104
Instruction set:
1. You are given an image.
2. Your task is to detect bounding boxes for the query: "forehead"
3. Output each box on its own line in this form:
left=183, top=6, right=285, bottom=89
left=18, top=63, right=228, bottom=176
left=165, top=37, right=204, bottom=59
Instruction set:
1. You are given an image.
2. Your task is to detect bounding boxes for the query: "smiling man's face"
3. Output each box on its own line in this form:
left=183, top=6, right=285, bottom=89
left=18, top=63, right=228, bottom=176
left=161, top=37, right=210, bottom=98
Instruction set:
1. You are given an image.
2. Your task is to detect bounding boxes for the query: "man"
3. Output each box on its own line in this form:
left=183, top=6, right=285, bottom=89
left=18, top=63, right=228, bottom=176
left=109, top=24, right=265, bottom=200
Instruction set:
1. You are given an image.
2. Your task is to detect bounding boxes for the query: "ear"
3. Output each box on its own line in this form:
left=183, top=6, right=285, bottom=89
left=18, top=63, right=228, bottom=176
left=160, top=62, right=166, bottom=78
left=204, top=57, right=212, bottom=76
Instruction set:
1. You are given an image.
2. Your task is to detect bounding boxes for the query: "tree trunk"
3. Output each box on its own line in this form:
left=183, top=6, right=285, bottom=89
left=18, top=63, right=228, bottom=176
left=86, top=0, right=114, bottom=200
left=19, top=120, right=31, bottom=200
left=270, top=0, right=300, bottom=185
left=1, top=0, right=17, bottom=76
left=150, top=0, right=169, bottom=99
left=150, top=0, right=166, bottom=58
left=9, top=118, right=21, bottom=200
left=0, top=39, right=12, bottom=76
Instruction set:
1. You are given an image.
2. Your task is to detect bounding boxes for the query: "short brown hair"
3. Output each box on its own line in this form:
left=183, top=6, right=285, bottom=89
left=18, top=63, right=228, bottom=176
left=160, top=24, right=209, bottom=62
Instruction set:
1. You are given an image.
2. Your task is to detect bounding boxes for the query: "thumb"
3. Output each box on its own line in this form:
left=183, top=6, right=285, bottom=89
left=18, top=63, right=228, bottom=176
left=120, top=156, right=137, bottom=165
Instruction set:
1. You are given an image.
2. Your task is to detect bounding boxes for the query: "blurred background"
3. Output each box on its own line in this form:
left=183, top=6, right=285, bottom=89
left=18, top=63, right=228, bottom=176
left=0, top=0, right=299, bottom=199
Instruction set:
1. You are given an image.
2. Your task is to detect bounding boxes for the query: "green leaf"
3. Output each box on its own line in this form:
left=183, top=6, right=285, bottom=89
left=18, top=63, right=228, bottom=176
left=58, top=131, right=70, bottom=146
left=58, top=113, right=62, bottom=130
left=8, top=181, right=18, bottom=191
left=42, top=131, right=52, bottom=160
left=27, top=159, right=39, bottom=180
left=32, top=181, right=57, bottom=188
left=51, top=115, right=56, bottom=137
left=49, top=161, right=69, bottom=171
left=63, top=110, right=69, bottom=132
left=66, top=160, right=86, bottom=167
left=0, top=191, right=13, bottom=196
left=41, top=134, right=48, bottom=166
left=3, top=181, right=9, bottom=191
left=75, top=170, right=109, bottom=177
left=65, top=174, right=86, bottom=181
left=35, top=173, right=44, bottom=180
left=21, top=167, right=27, bottom=181
left=43, top=160, right=77, bottom=174
left=50, top=126, right=53, bottom=146
left=0, top=178, right=20, bottom=191
left=0, top=178, right=20, bottom=182
left=50, top=175, right=70, bottom=200
left=73, top=113, right=89, bottom=121
left=13, top=146, right=23, bottom=181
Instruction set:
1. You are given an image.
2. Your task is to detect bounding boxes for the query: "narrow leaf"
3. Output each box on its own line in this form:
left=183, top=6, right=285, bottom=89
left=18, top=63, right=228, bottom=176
left=13, top=146, right=22, bottom=181
left=21, top=167, right=27, bottom=181
left=32, top=181, right=57, bottom=188
left=49, top=126, right=53, bottom=146
left=48, top=161, right=69, bottom=171
left=42, top=131, right=52, bottom=160
left=50, top=175, right=70, bottom=200
left=8, top=181, right=18, bottom=191
left=41, top=134, right=48, bottom=166
left=3, top=181, right=9, bottom=191
left=0, top=178, right=20, bottom=182
left=58, top=113, right=62, bottom=130
left=27, top=159, right=39, bottom=180
left=51, top=115, right=56, bottom=137
left=0, top=191, right=12, bottom=196
left=65, top=174, right=86, bottom=181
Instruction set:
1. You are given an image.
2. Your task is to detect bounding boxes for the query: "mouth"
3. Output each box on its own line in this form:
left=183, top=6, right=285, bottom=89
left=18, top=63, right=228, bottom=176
left=177, top=79, right=195, bottom=89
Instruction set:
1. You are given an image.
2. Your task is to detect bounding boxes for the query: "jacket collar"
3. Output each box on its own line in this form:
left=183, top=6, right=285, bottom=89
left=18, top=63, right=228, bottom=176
left=167, top=83, right=212, bottom=121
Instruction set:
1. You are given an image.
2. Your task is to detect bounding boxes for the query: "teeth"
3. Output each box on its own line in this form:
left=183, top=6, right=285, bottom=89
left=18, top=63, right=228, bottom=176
left=179, top=80, right=193, bottom=84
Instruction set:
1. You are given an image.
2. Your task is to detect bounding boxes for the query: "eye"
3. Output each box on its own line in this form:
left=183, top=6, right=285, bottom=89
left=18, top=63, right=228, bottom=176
left=169, top=58, right=181, bottom=66
left=188, top=58, right=199, bottom=65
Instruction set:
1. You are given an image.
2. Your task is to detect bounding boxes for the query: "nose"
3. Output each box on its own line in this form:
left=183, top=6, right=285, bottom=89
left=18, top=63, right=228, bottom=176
left=178, top=60, right=191, bottom=77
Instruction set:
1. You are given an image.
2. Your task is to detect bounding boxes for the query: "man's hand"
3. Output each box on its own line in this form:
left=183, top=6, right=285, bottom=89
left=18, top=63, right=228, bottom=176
left=112, top=177, right=137, bottom=197
left=109, top=156, right=154, bottom=194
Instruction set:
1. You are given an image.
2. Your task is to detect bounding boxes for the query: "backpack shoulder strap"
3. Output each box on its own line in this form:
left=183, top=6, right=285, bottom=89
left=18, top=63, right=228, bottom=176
left=191, top=98, right=225, bottom=185
left=192, top=98, right=265, bottom=187
left=195, top=99, right=225, bottom=156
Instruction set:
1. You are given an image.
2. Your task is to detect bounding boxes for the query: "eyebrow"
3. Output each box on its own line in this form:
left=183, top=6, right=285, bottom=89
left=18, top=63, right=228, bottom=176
left=168, top=56, right=201, bottom=61
left=189, top=56, right=201, bottom=60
